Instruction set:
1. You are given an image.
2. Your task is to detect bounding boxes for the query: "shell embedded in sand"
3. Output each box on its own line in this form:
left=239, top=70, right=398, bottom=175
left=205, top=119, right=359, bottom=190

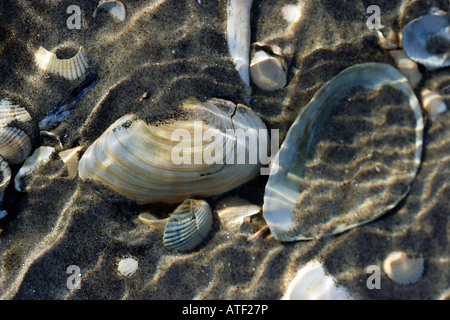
left=34, top=46, right=89, bottom=80
left=93, top=0, right=126, bottom=21
left=78, top=97, right=268, bottom=204
left=0, top=156, right=11, bottom=195
left=226, top=0, right=253, bottom=86
left=216, top=196, right=261, bottom=223
left=250, top=47, right=287, bottom=91
left=0, top=99, right=32, bottom=127
left=383, top=251, right=424, bottom=285
left=58, top=146, right=84, bottom=179
left=389, top=50, right=422, bottom=89
left=282, top=260, right=354, bottom=300
left=15, top=146, right=56, bottom=192
left=163, top=199, right=213, bottom=251
left=263, top=63, right=424, bottom=241
left=421, top=89, right=447, bottom=121
left=117, top=256, right=138, bottom=278
left=0, top=127, right=32, bottom=165
left=402, top=13, right=450, bottom=70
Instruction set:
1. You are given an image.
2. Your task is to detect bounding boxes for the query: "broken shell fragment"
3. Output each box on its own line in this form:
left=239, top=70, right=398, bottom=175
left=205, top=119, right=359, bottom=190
left=0, top=127, right=32, bottom=164
left=282, top=260, right=354, bottom=300
left=216, top=196, right=261, bottom=223
left=402, top=13, right=450, bottom=70
left=15, top=146, right=55, bottom=192
left=421, top=89, right=447, bottom=121
left=34, top=46, right=89, bottom=80
left=163, top=199, right=213, bottom=252
left=0, top=156, right=11, bottom=195
left=78, top=97, right=268, bottom=204
left=93, top=0, right=126, bottom=21
left=117, top=256, right=138, bottom=278
left=263, top=63, right=424, bottom=241
left=383, top=251, right=424, bottom=285
left=58, top=146, right=84, bottom=179
left=250, top=49, right=287, bottom=91
left=138, top=212, right=168, bottom=230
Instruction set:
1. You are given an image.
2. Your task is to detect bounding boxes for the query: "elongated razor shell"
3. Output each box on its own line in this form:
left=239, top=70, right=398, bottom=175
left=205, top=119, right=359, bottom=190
left=263, top=63, right=424, bottom=241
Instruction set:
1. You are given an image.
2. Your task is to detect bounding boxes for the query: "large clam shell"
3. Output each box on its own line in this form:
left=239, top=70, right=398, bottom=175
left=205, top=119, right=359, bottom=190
left=402, top=13, right=450, bottom=70
left=263, top=63, right=424, bottom=241
left=78, top=97, right=268, bottom=203
left=163, top=199, right=213, bottom=251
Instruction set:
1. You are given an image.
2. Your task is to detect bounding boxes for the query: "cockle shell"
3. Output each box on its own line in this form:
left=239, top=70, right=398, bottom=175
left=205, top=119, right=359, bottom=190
left=163, top=199, right=213, bottom=252
left=0, top=99, right=32, bottom=127
left=78, top=97, right=268, bottom=204
left=263, top=63, right=424, bottom=241
left=93, top=0, right=126, bottom=21
left=250, top=48, right=287, bottom=91
left=282, top=260, right=354, bottom=300
left=402, top=13, right=450, bottom=70
left=117, top=256, right=138, bottom=278
left=383, top=251, right=424, bottom=285
left=0, top=127, right=32, bottom=165
left=0, top=156, right=11, bottom=195
left=34, top=46, right=89, bottom=80
left=226, top=0, right=253, bottom=87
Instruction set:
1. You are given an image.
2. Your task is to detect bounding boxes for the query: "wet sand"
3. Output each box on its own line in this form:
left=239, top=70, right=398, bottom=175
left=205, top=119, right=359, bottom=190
left=0, top=0, right=449, bottom=299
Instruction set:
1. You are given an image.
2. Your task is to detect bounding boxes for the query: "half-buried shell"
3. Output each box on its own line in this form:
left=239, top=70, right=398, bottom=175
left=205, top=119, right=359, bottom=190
left=34, top=46, right=89, bottom=80
left=263, top=63, right=424, bottom=241
left=163, top=199, right=213, bottom=252
left=0, top=156, right=11, bottom=197
left=383, top=251, right=424, bottom=285
left=78, top=97, right=268, bottom=204
left=93, top=0, right=126, bottom=21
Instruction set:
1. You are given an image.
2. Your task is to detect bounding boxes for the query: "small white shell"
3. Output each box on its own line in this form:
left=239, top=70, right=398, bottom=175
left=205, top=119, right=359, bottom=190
left=216, top=196, right=261, bottom=223
left=282, top=260, right=354, bottom=300
left=34, top=46, right=89, bottom=80
left=15, top=146, right=55, bottom=192
left=383, top=251, right=424, bottom=285
left=93, top=0, right=126, bottom=21
left=0, top=99, right=32, bottom=127
left=0, top=127, right=32, bottom=164
left=0, top=156, right=11, bottom=194
left=421, top=89, right=447, bottom=121
left=389, top=50, right=422, bottom=89
left=250, top=50, right=287, bottom=91
left=163, top=199, right=213, bottom=252
left=117, top=256, right=138, bottom=278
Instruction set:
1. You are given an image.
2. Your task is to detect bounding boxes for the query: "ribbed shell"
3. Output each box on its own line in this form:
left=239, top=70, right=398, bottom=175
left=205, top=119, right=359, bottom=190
left=0, top=156, right=11, bottom=194
left=0, top=99, right=32, bottom=127
left=0, top=127, right=32, bottom=164
left=402, top=13, right=450, bottom=70
left=78, top=97, right=268, bottom=203
left=34, top=46, right=89, bottom=80
left=383, top=251, right=424, bottom=285
left=163, top=199, right=213, bottom=251
left=117, top=257, right=138, bottom=278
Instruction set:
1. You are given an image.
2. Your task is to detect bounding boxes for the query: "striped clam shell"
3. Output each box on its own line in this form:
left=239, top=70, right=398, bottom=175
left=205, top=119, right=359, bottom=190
left=0, top=99, right=32, bottom=127
left=0, top=126, right=32, bottom=165
left=34, top=46, right=89, bottom=80
left=163, top=199, right=213, bottom=251
left=383, top=251, right=425, bottom=285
